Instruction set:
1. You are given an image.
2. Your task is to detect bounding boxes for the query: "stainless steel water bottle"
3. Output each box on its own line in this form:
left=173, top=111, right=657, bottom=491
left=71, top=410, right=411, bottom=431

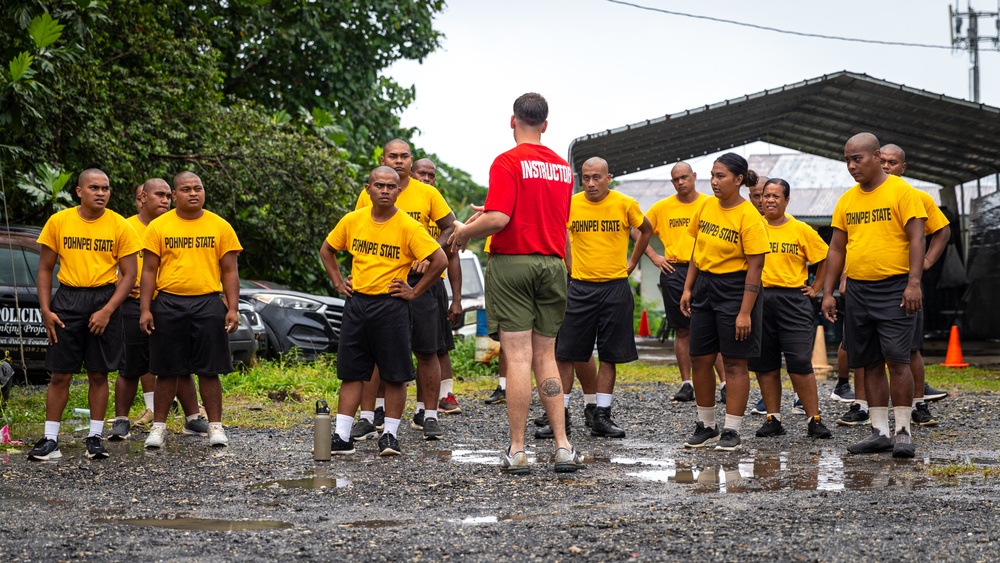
left=314, top=399, right=332, bottom=461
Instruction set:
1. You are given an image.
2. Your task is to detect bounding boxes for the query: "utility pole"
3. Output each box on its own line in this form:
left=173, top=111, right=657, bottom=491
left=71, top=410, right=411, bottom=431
left=950, top=1, right=1000, bottom=103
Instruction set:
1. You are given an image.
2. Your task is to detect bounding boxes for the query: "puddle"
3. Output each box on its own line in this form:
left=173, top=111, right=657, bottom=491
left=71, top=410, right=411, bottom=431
left=449, top=514, right=532, bottom=525
left=255, top=477, right=352, bottom=490
left=424, top=449, right=500, bottom=465
left=97, top=517, right=292, bottom=531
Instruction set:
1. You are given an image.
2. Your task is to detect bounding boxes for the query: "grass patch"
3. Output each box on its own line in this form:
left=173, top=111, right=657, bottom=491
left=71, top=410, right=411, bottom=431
left=922, top=365, right=1000, bottom=393
left=927, top=463, right=1000, bottom=478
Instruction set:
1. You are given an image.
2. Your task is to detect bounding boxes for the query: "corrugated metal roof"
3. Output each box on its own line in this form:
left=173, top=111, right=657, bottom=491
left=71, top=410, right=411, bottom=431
left=570, top=71, right=1000, bottom=188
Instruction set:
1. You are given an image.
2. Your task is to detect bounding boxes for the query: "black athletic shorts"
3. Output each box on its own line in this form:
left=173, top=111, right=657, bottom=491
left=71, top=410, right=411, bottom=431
left=689, top=271, right=763, bottom=358
left=435, top=277, right=456, bottom=354
left=748, top=288, right=815, bottom=374
left=337, top=293, right=416, bottom=384
left=408, top=274, right=447, bottom=355
left=120, top=298, right=149, bottom=379
left=659, top=264, right=690, bottom=330
left=844, top=275, right=917, bottom=368
left=556, top=278, right=638, bottom=364
left=149, top=292, right=232, bottom=377
left=44, top=284, right=123, bottom=374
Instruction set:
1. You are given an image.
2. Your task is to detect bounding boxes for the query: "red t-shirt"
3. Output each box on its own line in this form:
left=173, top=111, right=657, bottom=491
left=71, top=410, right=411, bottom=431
left=484, top=143, right=573, bottom=257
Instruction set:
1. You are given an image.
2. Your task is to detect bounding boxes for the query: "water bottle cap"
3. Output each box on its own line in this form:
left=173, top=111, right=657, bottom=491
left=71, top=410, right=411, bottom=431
left=316, top=399, right=330, bottom=414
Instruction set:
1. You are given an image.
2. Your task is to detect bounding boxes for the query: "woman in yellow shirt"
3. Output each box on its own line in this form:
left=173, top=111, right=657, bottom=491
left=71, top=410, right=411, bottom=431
left=679, top=153, right=769, bottom=451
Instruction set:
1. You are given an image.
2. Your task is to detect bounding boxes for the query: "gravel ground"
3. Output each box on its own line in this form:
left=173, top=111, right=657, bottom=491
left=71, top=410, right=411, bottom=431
left=2, top=378, right=998, bottom=562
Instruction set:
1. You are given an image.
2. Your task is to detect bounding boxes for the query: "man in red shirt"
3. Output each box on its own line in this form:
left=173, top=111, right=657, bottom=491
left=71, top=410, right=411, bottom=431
left=450, top=93, right=582, bottom=475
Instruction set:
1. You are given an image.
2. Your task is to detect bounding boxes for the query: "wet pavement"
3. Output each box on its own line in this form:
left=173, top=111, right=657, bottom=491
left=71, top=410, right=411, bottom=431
left=2, top=372, right=999, bottom=560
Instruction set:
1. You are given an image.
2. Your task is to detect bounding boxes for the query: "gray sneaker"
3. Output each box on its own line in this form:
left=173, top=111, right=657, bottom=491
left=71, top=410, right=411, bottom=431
left=500, top=448, right=530, bottom=475
left=182, top=415, right=209, bottom=436
left=422, top=417, right=443, bottom=441
left=683, top=421, right=720, bottom=448
left=714, top=429, right=742, bottom=451
left=554, top=447, right=585, bottom=473
left=350, top=418, right=378, bottom=440
left=109, top=419, right=131, bottom=441
left=892, top=428, right=916, bottom=458
left=847, top=428, right=893, bottom=454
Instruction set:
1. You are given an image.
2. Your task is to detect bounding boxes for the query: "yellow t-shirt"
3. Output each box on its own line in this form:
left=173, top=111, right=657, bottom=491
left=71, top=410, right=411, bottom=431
left=37, top=207, right=142, bottom=287
left=687, top=198, right=770, bottom=274
left=355, top=177, right=451, bottom=235
left=831, top=175, right=927, bottom=281
left=567, top=191, right=645, bottom=282
left=126, top=215, right=147, bottom=296
left=327, top=208, right=442, bottom=295
left=646, top=194, right=707, bottom=263
left=915, top=189, right=950, bottom=236
left=143, top=210, right=243, bottom=295
left=761, top=218, right=829, bottom=288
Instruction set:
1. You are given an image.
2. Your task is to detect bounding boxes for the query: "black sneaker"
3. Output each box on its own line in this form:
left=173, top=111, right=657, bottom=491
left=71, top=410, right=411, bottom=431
left=584, top=404, right=596, bottom=428
left=911, top=402, right=939, bottom=427
left=835, top=403, right=870, bottom=426
left=331, top=433, right=355, bottom=455
left=847, top=428, right=893, bottom=454
left=830, top=382, right=855, bottom=403
left=85, top=435, right=109, bottom=460
left=484, top=386, right=506, bottom=405
left=27, top=438, right=62, bottom=461
left=755, top=415, right=786, bottom=438
left=422, top=417, right=443, bottom=440
left=182, top=415, right=209, bottom=436
left=350, top=419, right=378, bottom=440
left=923, top=382, right=947, bottom=402
left=378, top=432, right=401, bottom=456
left=533, top=412, right=549, bottom=427
left=374, top=406, right=385, bottom=432
left=590, top=406, right=626, bottom=438
left=534, top=407, right=570, bottom=439
left=892, top=428, right=916, bottom=458
left=683, top=421, right=719, bottom=448
left=718, top=385, right=727, bottom=404
left=714, top=429, right=741, bottom=451
left=109, top=419, right=131, bottom=441
left=673, top=382, right=695, bottom=402
left=411, top=409, right=425, bottom=431
left=808, top=415, right=833, bottom=439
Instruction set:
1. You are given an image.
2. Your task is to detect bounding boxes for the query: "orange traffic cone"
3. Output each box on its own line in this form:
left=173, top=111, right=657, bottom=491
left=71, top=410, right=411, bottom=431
left=941, top=324, right=969, bottom=368
left=811, top=325, right=832, bottom=375
left=638, top=310, right=651, bottom=337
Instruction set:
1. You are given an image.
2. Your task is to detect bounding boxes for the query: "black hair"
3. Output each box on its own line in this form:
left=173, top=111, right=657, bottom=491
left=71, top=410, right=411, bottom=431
left=513, top=93, right=548, bottom=126
left=714, top=152, right=758, bottom=187
left=763, top=177, right=790, bottom=199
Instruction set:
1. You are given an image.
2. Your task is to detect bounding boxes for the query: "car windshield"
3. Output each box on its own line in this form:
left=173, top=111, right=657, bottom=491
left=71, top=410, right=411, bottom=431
left=0, top=245, right=59, bottom=288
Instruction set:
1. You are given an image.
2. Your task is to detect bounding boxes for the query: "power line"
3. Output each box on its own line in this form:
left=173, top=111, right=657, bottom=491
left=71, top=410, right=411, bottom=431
left=606, top=0, right=956, bottom=50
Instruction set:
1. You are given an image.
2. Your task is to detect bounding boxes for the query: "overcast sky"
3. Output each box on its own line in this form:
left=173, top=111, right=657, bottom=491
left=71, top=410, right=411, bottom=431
left=386, top=0, right=1000, bottom=185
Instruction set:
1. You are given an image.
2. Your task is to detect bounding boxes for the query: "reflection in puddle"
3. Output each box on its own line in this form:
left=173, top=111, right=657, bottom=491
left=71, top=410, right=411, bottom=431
left=424, top=449, right=500, bottom=465
left=255, top=477, right=352, bottom=489
left=97, top=517, right=292, bottom=531
left=450, top=514, right=531, bottom=525
left=341, top=519, right=417, bottom=529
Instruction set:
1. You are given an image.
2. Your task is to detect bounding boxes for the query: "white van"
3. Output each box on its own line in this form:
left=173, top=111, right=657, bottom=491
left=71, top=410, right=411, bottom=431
left=444, top=250, right=486, bottom=337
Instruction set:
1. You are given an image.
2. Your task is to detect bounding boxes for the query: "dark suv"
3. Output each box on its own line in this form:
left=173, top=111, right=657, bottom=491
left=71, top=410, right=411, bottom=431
left=0, top=226, right=259, bottom=386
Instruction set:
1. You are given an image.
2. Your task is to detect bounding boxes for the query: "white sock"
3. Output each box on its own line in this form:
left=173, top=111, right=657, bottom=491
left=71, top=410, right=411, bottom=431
left=425, top=409, right=438, bottom=420
left=869, top=407, right=890, bottom=437
left=498, top=377, right=506, bottom=390
left=912, top=398, right=922, bottom=408
left=893, top=406, right=913, bottom=434
left=209, top=422, right=224, bottom=431
left=89, top=419, right=104, bottom=438
left=767, top=412, right=781, bottom=421
left=375, top=398, right=385, bottom=410
left=383, top=417, right=401, bottom=437
left=724, top=414, right=743, bottom=432
left=697, top=406, right=716, bottom=427
left=679, top=381, right=692, bottom=388
left=44, top=421, right=60, bottom=441
left=596, top=393, right=612, bottom=408
left=719, top=381, right=727, bottom=389
left=144, top=392, right=155, bottom=410
left=584, top=393, right=597, bottom=405
left=416, top=402, right=425, bottom=413
left=856, top=400, right=869, bottom=412
left=152, top=422, right=167, bottom=431
left=563, top=394, right=571, bottom=408
left=360, top=410, right=374, bottom=423
left=440, top=379, right=453, bottom=398
left=114, top=416, right=128, bottom=421
left=335, top=414, right=354, bottom=442
left=186, top=414, right=199, bottom=422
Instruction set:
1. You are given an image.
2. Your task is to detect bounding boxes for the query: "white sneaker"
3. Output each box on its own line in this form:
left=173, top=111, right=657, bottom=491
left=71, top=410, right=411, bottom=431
left=208, top=424, right=229, bottom=447
left=145, top=425, right=166, bottom=449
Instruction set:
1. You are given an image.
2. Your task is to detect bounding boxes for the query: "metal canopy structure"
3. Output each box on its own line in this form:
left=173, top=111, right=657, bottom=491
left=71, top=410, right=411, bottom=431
left=568, top=71, right=1000, bottom=188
